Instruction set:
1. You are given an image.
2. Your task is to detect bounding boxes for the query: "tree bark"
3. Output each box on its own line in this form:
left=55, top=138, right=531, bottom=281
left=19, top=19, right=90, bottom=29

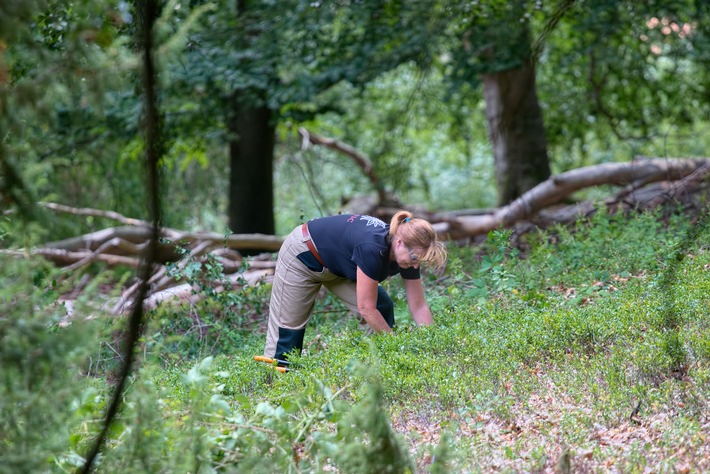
left=228, top=93, right=276, bottom=238
left=483, top=58, right=551, bottom=206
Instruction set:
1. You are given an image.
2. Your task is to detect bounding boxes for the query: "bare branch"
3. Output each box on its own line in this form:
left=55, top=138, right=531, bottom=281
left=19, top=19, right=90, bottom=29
left=1, top=248, right=141, bottom=268
left=299, top=127, right=394, bottom=206
left=44, top=225, right=284, bottom=254
left=40, top=202, right=150, bottom=226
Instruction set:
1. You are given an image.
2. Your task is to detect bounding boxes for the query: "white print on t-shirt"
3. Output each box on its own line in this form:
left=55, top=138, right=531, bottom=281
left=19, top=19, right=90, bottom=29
left=359, top=215, right=387, bottom=228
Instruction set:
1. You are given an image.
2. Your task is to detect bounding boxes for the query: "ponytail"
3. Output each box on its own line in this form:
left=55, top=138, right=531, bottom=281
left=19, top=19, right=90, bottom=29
left=389, top=211, right=447, bottom=271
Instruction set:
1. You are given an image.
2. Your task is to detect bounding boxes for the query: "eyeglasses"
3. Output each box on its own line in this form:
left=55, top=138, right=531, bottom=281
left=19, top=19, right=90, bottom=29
left=404, top=243, right=418, bottom=263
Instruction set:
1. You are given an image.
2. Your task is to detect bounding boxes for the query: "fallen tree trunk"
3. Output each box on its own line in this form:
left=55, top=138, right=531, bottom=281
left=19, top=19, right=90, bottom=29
left=44, top=225, right=283, bottom=256
left=429, top=157, right=710, bottom=240
left=299, top=129, right=710, bottom=237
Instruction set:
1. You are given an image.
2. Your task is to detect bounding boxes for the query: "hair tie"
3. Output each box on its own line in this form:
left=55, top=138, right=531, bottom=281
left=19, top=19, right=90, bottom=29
left=404, top=217, right=411, bottom=223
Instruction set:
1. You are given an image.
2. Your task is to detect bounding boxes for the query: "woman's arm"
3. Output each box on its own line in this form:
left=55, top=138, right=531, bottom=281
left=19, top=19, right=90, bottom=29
left=403, top=278, right=434, bottom=326
left=356, top=267, right=392, bottom=333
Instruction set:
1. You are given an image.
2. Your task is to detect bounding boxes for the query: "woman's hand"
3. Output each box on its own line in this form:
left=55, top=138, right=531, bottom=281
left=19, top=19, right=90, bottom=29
left=403, top=278, right=433, bottom=326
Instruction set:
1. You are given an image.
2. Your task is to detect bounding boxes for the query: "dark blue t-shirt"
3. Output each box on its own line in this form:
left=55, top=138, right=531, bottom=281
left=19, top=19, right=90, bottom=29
left=307, top=214, right=420, bottom=282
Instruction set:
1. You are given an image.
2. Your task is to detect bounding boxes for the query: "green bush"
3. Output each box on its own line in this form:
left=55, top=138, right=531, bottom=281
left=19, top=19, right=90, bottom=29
left=0, top=257, right=99, bottom=473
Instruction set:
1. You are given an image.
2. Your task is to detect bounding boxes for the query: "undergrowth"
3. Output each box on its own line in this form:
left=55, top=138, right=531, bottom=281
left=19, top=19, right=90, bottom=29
left=2, top=209, right=709, bottom=473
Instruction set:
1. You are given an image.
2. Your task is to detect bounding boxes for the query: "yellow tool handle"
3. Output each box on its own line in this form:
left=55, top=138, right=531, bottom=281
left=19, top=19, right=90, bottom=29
left=254, top=355, right=290, bottom=365
left=254, top=355, right=289, bottom=373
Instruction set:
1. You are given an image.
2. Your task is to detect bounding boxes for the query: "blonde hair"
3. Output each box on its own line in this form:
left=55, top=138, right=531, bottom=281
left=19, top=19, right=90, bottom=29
left=389, top=210, right=447, bottom=271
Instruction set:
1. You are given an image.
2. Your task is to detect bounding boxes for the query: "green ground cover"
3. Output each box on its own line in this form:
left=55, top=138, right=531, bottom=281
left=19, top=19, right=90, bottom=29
left=2, top=210, right=709, bottom=473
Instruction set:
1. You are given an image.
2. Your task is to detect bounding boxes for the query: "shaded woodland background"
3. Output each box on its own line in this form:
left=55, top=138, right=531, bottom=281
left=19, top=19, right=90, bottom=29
left=2, top=0, right=710, bottom=242
left=3, top=0, right=709, bottom=307
left=2, top=1, right=710, bottom=473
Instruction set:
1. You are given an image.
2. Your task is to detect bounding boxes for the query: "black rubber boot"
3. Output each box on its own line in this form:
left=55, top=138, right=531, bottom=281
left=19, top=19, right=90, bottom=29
left=274, top=326, right=306, bottom=363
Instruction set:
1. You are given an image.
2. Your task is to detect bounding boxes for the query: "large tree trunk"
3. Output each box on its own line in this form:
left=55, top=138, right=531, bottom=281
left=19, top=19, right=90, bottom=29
left=229, top=0, right=276, bottom=240
left=228, top=92, right=276, bottom=237
left=483, top=60, right=551, bottom=206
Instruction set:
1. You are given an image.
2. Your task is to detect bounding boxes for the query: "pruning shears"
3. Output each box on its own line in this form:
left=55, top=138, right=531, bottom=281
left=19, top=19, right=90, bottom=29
left=253, top=355, right=290, bottom=373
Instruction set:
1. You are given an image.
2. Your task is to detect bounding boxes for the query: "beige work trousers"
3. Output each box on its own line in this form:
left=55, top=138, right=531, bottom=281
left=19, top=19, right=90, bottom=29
left=264, top=225, right=361, bottom=360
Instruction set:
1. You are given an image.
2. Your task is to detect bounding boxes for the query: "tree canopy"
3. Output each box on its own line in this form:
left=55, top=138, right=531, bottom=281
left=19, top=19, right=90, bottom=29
left=3, top=0, right=709, bottom=236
